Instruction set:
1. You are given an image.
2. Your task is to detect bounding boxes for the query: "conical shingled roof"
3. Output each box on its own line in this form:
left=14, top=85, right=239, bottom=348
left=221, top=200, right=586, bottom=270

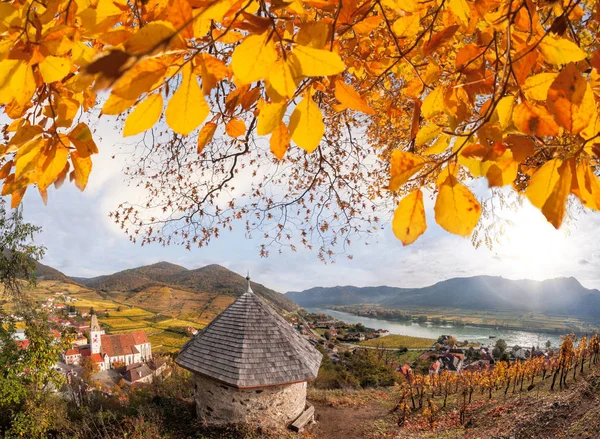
left=176, top=282, right=322, bottom=389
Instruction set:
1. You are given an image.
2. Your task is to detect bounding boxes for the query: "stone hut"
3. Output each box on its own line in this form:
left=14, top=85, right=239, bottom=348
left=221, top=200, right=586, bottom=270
left=176, top=276, right=322, bottom=427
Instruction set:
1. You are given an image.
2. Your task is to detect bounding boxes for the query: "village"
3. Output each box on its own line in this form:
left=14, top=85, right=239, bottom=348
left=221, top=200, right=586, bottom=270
left=6, top=291, right=168, bottom=387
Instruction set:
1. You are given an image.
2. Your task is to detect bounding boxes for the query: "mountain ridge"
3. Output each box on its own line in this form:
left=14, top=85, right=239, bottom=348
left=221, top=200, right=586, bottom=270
left=286, top=275, right=600, bottom=319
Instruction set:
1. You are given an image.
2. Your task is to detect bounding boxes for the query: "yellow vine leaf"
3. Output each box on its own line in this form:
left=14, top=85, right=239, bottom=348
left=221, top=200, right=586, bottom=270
left=111, top=57, right=169, bottom=101
left=434, top=175, right=481, bottom=237
left=257, top=100, right=287, bottom=136
left=541, top=159, right=573, bottom=228
left=15, top=138, right=44, bottom=179
left=576, top=160, right=600, bottom=210
left=197, top=122, right=217, bottom=153
left=231, top=32, right=278, bottom=84
left=37, top=144, right=69, bottom=191
left=415, top=124, right=442, bottom=147
left=123, top=93, right=163, bottom=137
left=388, top=150, right=425, bottom=191
left=423, top=133, right=451, bottom=155
left=495, top=95, right=514, bottom=129
left=448, top=0, right=470, bottom=24
left=38, top=55, right=71, bottom=83
left=334, top=80, right=374, bottom=114
left=0, top=60, right=35, bottom=105
left=268, top=58, right=297, bottom=98
left=225, top=118, right=246, bottom=138
left=547, top=63, right=595, bottom=134
left=296, top=22, right=330, bottom=49
left=289, top=94, right=324, bottom=153
left=102, top=93, right=137, bottom=115
left=512, top=101, right=559, bottom=137
left=522, top=73, right=558, bottom=101
left=291, top=45, right=345, bottom=77
left=71, top=151, right=92, bottom=191
left=538, top=36, right=587, bottom=66
left=270, top=122, right=291, bottom=160
left=165, top=64, right=209, bottom=135
left=68, top=123, right=98, bottom=157
left=392, top=189, right=426, bottom=246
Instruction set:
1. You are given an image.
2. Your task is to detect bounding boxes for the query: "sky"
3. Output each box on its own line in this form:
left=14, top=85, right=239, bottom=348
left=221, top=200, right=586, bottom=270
left=14, top=117, right=600, bottom=294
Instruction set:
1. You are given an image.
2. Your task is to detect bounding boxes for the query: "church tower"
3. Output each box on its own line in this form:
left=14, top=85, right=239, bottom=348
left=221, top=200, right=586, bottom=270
left=90, top=314, right=104, bottom=354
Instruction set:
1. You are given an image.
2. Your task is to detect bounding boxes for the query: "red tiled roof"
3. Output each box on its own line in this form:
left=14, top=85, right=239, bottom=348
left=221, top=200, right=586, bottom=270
left=80, top=347, right=91, bottom=357
left=101, top=334, right=141, bottom=358
left=65, top=348, right=80, bottom=356
left=50, top=330, right=61, bottom=339
left=17, top=340, right=30, bottom=350
left=90, top=353, right=104, bottom=363
left=131, top=331, right=148, bottom=345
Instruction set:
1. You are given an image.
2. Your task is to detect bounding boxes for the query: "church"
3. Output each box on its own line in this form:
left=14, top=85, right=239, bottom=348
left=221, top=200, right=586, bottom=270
left=64, top=315, right=153, bottom=371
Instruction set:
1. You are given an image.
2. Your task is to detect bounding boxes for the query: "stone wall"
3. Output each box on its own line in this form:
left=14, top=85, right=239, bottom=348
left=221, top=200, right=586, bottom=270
left=193, top=374, right=307, bottom=427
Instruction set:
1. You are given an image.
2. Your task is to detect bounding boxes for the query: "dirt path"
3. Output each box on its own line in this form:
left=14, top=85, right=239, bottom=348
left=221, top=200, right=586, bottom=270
left=308, top=400, right=390, bottom=439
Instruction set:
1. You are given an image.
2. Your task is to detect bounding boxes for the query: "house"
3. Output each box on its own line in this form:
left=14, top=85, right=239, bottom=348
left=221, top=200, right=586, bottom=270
left=176, top=275, right=322, bottom=428
left=11, top=329, right=26, bottom=341
left=122, top=363, right=153, bottom=384
left=64, top=348, right=82, bottom=365
left=464, top=360, right=491, bottom=372
left=328, top=326, right=338, bottom=337
left=429, top=359, right=441, bottom=375
left=54, top=303, right=66, bottom=310
left=73, top=335, right=88, bottom=347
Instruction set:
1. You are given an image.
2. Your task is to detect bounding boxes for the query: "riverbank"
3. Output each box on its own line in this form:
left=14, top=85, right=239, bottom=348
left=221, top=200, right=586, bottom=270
left=305, top=307, right=566, bottom=347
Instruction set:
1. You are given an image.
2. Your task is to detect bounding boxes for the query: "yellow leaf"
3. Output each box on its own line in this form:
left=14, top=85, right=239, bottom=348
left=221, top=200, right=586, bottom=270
left=289, top=95, right=324, bottom=153
left=421, top=87, right=445, bottom=119
left=434, top=175, right=481, bottom=237
left=102, top=93, right=137, bottom=115
left=547, top=63, right=595, bottom=134
left=68, top=123, right=98, bottom=157
left=165, top=64, right=209, bottom=135
left=423, top=133, right=451, bottom=155
left=576, top=160, right=600, bottom=210
left=291, top=45, right=345, bottom=77
left=512, top=101, right=559, bottom=137
left=334, top=80, right=374, bottom=114
left=296, top=22, right=330, bottom=49
left=392, top=189, right=427, bottom=245
left=522, top=73, right=558, bottom=101
left=482, top=150, right=518, bottom=187
left=415, top=124, right=442, bottom=147
left=197, top=122, right=217, bottom=153
left=448, top=0, right=470, bottom=24
left=231, top=32, right=278, bottom=84
left=71, top=151, right=92, bottom=191
left=525, top=158, right=562, bottom=210
left=0, top=60, right=35, bottom=105
left=124, top=20, right=183, bottom=55
left=225, top=118, right=246, bottom=138
left=15, top=138, right=44, bottom=179
left=37, top=144, right=69, bottom=191
left=257, top=100, right=287, bottom=136
left=538, top=36, right=587, bottom=66
left=539, top=160, right=572, bottom=228
left=111, top=57, right=168, bottom=101
left=270, top=122, right=290, bottom=160
left=123, top=93, right=163, bottom=137
left=495, top=95, right=514, bottom=129
left=392, top=14, right=420, bottom=39
left=38, top=55, right=71, bottom=83
left=388, top=150, right=425, bottom=191
left=268, top=58, right=297, bottom=98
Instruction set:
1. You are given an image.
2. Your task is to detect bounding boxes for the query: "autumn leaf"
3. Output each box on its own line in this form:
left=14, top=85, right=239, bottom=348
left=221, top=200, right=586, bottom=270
left=257, top=100, right=287, bottom=136
left=38, top=56, right=71, bottom=83
left=225, top=118, right=246, bottom=138
left=538, top=36, right=587, bottom=66
left=289, top=94, right=324, bottom=153
left=268, top=58, right=297, bottom=98
left=123, top=93, right=163, bottom=137
left=68, top=123, right=99, bottom=157
left=37, top=144, right=69, bottom=191
left=392, top=189, right=426, bottom=245
left=388, top=150, right=425, bottom=191
left=504, top=135, right=535, bottom=162
left=291, top=45, right=345, bottom=77
left=575, top=160, right=600, bottom=210
left=512, top=101, right=559, bottom=137
left=71, top=151, right=92, bottom=191
left=270, top=122, right=290, bottom=160
left=421, top=87, right=445, bottom=119
left=546, top=63, right=595, bottom=134
left=334, top=80, right=374, bottom=114
left=522, top=73, right=558, bottom=101
left=197, top=122, right=217, bottom=153
left=434, top=175, right=481, bottom=237
left=231, top=32, right=278, bottom=84
left=165, top=64, right=209, bottom=135
left=124, top=21, right=183, bottom=55
left=392, top=14, right=420, bottom=39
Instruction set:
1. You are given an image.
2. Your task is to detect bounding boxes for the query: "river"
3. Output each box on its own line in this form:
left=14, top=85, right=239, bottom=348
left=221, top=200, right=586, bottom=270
left=306, top=307, right=564, bottom=348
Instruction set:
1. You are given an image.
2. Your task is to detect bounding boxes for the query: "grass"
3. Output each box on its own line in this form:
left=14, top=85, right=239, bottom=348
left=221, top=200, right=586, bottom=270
left=149, top=331, right=189, bottom=352
left=106, top=307, right=154, bottom=318
left=360, top=334, right=435, bottom=349
left=154, top=318, right=204, bottom=329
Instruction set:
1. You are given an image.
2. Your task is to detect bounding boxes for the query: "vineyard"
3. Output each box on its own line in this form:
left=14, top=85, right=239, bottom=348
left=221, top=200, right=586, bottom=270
left=392, top=334, right=600, bottom=430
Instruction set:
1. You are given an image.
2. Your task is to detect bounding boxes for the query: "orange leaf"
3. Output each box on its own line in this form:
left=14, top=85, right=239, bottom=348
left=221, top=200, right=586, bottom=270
left=512, top=102, right=559, bottom=137
left=198, top=122, right=217, bottom=153
left=225, top=118, right=246, bottom=138
left=270, top=122, right=290, bottom=160
left=423, top=25, right=459, bottom=56
left=334, top=80, right=374, bottom=114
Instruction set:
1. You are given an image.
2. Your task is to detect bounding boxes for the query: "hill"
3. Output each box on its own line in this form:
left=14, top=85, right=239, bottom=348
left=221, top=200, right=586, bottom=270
left=75, top=262, right=297, bottom=312
left=34, top=260, right=77, bottom=284
left=287, top=276, right=600, bottom=319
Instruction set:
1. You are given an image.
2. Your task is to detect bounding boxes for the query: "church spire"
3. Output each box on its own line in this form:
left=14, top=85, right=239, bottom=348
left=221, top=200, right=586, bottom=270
left=91, top=314, right=101, bottom=332
left=245, top=271, right=253, bottom=294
